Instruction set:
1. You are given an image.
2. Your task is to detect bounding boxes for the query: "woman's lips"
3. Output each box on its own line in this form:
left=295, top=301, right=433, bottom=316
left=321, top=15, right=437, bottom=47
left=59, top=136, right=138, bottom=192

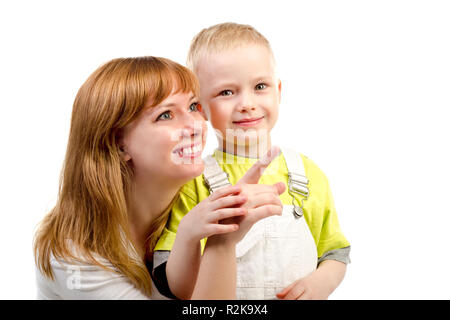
left=233, top=116, right=264, bottom=127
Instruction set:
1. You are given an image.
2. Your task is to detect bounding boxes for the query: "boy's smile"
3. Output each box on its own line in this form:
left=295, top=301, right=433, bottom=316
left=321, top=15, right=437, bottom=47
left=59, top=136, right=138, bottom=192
left=195, top=44, right=281, bottom=155
left=233, top=116, right=265, bottom=127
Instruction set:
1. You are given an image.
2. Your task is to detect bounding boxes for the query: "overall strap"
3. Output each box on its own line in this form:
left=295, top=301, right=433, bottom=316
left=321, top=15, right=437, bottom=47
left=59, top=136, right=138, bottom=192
left=281, top=147, right=309, bottom=217
left=203, top=155, right=231, bottom=193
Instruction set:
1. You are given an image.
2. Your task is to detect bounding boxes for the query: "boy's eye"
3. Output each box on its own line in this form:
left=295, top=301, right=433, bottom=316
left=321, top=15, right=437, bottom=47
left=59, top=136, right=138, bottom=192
left=220, top=90, right=233, bottom=96
left=189, top=102, right=200, bottom=112
left=255, top=83, right=267, bottom=90
left=156, top=111, right=172, bottom=121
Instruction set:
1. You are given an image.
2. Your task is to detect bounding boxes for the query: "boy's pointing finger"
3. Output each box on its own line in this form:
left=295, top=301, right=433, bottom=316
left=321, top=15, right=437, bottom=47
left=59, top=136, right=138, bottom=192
left=238, top=146, right=281, bottom=185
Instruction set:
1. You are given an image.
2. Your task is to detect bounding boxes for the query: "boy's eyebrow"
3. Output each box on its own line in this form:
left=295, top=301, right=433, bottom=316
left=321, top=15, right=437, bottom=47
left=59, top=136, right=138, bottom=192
left=210, top=82, right=236, bottom=90
left=211, top=76, right=274, bottom=91
left=252, top=75, right=273, bottom=82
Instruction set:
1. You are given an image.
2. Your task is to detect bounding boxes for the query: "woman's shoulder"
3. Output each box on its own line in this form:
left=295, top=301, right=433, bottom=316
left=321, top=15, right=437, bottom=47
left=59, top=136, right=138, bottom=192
left=36, top=246, right=153, bottom=300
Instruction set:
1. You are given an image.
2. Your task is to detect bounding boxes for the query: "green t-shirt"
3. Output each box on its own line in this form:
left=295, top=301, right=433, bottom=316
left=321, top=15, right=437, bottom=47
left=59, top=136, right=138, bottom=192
left=155, top=150, right=350, bottom=259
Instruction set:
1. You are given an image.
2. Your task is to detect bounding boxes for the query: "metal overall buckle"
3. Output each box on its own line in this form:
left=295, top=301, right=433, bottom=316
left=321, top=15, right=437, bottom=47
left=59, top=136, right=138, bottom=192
left=204, top=171, right=231, bottom=193
left=287, top=172, right=309, bottom=218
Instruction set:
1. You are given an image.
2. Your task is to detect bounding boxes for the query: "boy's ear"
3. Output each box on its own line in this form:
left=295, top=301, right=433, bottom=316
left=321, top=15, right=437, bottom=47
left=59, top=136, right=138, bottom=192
left=277, top=79, right=282, bottom=104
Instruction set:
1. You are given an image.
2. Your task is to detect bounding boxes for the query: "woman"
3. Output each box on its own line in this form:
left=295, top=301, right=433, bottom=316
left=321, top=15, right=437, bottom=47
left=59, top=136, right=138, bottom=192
left=34, top=56, right=284, bottom=299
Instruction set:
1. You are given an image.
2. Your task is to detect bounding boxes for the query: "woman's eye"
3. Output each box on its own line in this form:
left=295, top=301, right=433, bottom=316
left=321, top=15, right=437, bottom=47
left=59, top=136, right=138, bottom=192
left=255, top=83, right=267, bottom=90
left=220, top=90, right=233, bottom=96
left=189, top=102, right=200, bottom=112
left=156, top=111, right=172, bottom=121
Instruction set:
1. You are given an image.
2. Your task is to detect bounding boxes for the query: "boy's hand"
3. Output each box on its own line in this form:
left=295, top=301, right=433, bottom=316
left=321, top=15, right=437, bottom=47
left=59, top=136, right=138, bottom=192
left=276, top=273, right=329, bottom=300
left=214, top=146, right=286, bottom=244
left=276, top=260, right=347, bottom=300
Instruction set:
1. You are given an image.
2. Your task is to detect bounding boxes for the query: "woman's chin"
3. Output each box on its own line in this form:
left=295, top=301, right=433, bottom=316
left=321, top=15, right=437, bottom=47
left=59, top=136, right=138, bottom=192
left=173, top=161, right=205, bottom=182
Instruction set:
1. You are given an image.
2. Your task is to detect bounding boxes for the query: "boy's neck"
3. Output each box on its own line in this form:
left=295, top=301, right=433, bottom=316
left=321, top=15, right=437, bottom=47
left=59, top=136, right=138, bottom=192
left=220, top=137, right=272, bottom=159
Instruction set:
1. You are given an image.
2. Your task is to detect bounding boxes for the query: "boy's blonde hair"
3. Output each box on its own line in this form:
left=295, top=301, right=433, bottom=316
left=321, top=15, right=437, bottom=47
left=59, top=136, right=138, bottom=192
left=187, top=22, right=274, bottom=72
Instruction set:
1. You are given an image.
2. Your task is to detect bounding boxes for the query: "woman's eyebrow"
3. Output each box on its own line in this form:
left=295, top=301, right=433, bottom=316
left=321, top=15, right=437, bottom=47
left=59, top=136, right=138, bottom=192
left=156, top=102, right=176, bottom=109
left=148, top=94, right=198, bottom=114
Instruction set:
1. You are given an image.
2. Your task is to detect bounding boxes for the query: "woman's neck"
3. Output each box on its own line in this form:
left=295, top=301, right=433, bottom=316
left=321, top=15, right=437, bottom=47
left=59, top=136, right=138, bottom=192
left=127, top=176, right=179, bottom=259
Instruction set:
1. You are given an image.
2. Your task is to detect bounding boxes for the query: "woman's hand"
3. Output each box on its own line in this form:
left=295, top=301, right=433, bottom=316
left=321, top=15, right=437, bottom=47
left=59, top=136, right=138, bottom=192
left=211, top=146, right=286, bottom=244
left=169, top=184, right=251, bottom=299
left=176, top=184, right=248, bottom=245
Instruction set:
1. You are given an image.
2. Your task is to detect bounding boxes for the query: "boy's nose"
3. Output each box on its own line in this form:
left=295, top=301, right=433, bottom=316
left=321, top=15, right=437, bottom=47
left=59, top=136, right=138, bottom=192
left=237, top=93, right=256, bottom=112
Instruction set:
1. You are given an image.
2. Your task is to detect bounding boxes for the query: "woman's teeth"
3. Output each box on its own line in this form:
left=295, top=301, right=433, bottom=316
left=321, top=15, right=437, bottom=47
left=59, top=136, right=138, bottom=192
left=177, top=144, right=202, bottom=157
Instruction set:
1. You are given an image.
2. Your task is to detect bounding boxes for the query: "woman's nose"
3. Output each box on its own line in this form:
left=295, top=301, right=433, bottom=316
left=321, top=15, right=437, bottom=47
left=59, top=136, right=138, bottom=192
left=180, top=113, right=204, bottom=138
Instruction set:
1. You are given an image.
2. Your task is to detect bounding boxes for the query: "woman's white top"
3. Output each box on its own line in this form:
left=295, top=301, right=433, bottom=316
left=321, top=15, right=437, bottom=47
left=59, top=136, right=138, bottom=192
left=36, top=253, right=168, bottom=300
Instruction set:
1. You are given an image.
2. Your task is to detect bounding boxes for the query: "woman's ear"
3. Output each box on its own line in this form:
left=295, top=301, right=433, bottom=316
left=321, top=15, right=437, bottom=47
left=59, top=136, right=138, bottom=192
left=119, top=145, right=132, bottom=162
left=116, top=129, right=132, bottom=161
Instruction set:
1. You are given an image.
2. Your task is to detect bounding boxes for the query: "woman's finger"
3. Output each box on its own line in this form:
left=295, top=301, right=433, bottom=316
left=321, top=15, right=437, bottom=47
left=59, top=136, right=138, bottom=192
left=206, top=223, right=239, bottom=237
left=208, top=185, right=242, bottom=201
left=210, top=194, right=247, bottom=210
left=208, top=208, right=247, bottom=223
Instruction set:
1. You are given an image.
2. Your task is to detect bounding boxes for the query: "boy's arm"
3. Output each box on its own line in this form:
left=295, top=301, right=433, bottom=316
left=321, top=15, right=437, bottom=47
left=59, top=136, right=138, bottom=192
left=277, top=156, right=350, bottom=300
left=314, top=259, right=347, bottom=296
left=318, top=246, right=351, bottom=265
left=315, top=168, right=351, bottom=263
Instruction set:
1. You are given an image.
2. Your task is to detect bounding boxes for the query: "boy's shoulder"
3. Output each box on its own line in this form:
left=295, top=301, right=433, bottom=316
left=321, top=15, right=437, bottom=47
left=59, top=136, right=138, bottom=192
left=280, top=149, right=331, bottom=195
left=178, top=173, right=210, bottom=203
left=281, top=148, right=329, bottom=183
left=299, top=154, right=329, bottom=182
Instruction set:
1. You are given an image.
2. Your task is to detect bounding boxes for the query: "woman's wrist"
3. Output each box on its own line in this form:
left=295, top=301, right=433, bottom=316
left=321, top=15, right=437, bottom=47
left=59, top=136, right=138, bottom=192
left=176, top=221, right=202, bottom=247
left=205, top=234, right=237, bottom=250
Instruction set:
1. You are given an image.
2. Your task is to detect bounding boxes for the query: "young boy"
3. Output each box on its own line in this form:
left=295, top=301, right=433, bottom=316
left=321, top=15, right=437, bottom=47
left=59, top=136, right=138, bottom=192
left=153, top=22, right=351, bottom=300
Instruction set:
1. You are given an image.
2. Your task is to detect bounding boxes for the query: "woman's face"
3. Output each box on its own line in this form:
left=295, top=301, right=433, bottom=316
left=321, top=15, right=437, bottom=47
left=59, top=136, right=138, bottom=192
left=121, top=90, right=207, bottom=185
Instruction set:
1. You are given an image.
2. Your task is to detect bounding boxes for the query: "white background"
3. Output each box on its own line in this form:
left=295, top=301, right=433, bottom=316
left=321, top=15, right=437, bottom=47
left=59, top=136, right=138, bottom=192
left=1, top=0, right=449, bottom=299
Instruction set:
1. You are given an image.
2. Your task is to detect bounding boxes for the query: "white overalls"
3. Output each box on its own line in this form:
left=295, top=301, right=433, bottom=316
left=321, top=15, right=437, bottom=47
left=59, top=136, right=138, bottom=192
left=203, top=148, right=318, bottom=300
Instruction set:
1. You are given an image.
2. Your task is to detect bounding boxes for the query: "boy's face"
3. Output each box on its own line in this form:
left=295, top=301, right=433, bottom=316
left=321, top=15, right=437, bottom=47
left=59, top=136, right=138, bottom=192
left=195, top=44, right=281, bottom=148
